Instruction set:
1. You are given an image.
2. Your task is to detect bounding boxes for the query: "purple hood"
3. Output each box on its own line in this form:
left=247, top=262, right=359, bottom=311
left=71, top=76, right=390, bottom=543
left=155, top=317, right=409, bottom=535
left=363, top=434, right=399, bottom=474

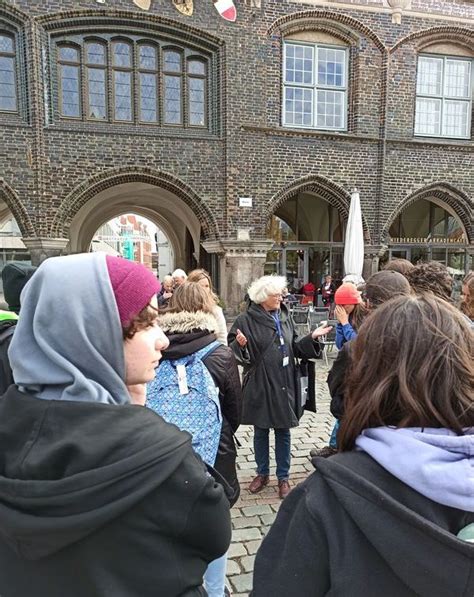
left=356, top=427, right=474, bottom=512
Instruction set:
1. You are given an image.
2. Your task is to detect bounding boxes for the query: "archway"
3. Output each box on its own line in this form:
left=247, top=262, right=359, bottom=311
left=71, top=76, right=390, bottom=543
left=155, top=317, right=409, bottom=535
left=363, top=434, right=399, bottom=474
left=385, top=189, right=472, bottom=274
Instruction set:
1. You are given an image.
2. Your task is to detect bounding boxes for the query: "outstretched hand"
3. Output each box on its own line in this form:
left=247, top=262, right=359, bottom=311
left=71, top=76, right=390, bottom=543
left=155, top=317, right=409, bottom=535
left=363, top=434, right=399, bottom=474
left=235, top=328, right=248, bottom=347
left=312, top=326, right=332, bottom=339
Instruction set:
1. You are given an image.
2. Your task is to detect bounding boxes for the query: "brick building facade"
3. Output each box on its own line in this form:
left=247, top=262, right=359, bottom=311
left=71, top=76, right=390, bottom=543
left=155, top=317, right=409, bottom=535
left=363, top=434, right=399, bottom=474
left=0, top=0, right=472, bottom=311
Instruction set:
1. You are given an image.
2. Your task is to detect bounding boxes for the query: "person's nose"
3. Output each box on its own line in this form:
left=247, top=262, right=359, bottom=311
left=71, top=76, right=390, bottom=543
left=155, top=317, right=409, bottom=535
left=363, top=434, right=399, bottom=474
left=156, top=327, right=170, bottom=351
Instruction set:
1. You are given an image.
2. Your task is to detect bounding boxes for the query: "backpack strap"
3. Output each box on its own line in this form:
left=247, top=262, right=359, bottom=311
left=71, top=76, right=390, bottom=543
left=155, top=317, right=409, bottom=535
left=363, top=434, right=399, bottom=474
left=194, top=340, right=222, bottom=361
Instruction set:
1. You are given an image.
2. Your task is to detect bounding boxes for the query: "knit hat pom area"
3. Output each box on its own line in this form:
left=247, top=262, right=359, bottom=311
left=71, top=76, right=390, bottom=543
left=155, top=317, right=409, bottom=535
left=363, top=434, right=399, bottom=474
left=105, top=256, right=161, bottom=326
left=335, top=282, right=362, bottom=306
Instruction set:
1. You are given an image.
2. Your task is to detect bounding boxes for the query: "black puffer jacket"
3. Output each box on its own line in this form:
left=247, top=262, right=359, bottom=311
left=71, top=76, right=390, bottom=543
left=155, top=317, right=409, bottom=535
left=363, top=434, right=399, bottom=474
left=156, top=311, right=242, bottom=506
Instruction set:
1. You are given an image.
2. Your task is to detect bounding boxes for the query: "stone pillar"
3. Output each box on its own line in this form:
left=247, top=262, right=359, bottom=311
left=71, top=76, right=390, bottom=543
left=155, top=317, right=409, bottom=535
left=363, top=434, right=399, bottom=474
left=363, top=245, right=388, bottom=280
left=202, top=239, right=274, bottom=314
left=22, top=238, right=69, bottom=266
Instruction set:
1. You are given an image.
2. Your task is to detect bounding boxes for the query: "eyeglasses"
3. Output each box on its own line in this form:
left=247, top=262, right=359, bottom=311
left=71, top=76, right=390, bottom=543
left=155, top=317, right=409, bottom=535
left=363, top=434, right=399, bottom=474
left=269, top=293, right=283, bottom=298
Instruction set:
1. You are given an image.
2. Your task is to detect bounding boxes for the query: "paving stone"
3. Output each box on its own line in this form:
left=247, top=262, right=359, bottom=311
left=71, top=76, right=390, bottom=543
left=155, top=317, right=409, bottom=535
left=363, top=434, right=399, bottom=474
left=228, top=542, right=247, bottom=558
left=232, top=516, right=260, bottom=529
left=230, top=508, right=242, bottom=518
left=226, top=559, right=241, bottom=576
left=260, top=512, right=277, bottom=526
left=241, top=504, right=272, bottom=516
left=244, top=540, right=262, bottom=555
left=230, top=573, right=253, bottom=594
left=240, top=554, right=256, bottom=573
left=232, top=527, right=262, bottom=542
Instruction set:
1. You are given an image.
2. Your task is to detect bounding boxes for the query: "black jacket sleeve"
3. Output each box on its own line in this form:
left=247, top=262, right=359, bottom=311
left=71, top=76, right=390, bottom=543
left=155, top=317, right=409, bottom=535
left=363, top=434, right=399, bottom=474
left=252, top=480, right=330, bottom=596
left=227, top=317, right=252, bottom=366
left=327, top=343, right=351, bottom=419
left=204, top=345, right=242, bottom=433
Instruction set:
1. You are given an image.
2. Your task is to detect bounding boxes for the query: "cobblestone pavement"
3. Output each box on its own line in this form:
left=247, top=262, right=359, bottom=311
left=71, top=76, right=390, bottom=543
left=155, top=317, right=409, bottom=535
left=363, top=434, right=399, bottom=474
left=226, top=355, right=336, bottom=596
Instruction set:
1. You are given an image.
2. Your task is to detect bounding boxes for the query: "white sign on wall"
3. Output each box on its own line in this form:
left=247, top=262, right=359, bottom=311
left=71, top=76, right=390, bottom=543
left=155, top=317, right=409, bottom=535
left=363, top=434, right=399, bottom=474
left=239, top=197, right=253, bottom=208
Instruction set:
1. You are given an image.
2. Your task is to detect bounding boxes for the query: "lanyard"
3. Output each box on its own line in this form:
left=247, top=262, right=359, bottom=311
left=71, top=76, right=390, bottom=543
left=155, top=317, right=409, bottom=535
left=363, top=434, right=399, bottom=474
left=271, top=312, right=288, bottom=357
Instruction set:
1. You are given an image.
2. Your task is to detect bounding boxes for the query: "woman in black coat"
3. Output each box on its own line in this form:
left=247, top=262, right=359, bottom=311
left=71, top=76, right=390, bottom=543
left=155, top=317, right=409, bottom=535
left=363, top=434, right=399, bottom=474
left=228, top=275, right=331, bottom=499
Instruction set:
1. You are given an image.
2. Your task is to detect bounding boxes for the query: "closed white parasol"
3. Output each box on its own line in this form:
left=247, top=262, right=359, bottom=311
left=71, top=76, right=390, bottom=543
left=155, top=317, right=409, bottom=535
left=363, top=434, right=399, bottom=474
left=343, top=189, right=365, bottom=285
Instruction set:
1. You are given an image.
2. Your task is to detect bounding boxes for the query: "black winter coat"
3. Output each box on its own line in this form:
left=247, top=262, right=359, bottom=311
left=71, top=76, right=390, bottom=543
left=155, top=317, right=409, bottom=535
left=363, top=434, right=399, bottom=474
left=157, top=311, right=242, bottom=506
left=228, top=303, right=321, bottom=429
left=0, top=387, right=231, bottom=597
left=253, top=451, right=474, bottom=596
left=0, top=320, right=15, bottom=395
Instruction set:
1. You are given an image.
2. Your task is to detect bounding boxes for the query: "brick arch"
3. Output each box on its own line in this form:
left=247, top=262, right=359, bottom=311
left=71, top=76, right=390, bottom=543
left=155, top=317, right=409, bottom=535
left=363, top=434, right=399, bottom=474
left=267, top=10, right=386, bottom=54
left=391, top=26, right=474, bottom=54
left=35, top=8, right=224, bottom=52
left=50, top=167, right=220, bottom=241
left=0, top=179, right=35, bottom=237
left=0, top=2, right=29, bottom=27
left=382, top=183, right=473, bottom=244
left=266, top=175, right=371, bottom=242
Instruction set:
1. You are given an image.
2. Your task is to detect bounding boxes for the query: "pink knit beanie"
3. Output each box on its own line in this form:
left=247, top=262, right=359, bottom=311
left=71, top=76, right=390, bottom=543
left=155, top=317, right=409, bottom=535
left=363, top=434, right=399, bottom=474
left=105, top=256, right=161, bottom=326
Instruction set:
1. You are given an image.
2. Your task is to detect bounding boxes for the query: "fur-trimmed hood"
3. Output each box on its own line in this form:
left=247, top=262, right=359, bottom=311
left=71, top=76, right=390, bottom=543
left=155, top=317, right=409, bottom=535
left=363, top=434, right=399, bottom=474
left=158, top=310, right=217, bottom=334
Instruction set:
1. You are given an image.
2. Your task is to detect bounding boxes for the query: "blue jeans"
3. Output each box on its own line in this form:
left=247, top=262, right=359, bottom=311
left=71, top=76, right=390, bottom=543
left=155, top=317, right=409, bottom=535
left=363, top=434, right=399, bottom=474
left=203, top=552, right=227, bottom=597
left=254, top=426, right=291, bottom=481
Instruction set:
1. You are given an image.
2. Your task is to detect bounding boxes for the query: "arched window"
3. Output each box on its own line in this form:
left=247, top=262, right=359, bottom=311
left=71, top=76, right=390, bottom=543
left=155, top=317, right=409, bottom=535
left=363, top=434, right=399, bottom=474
left=187, top=58, right=207, bottom=127
left=53, top=34, right=212, bottom=130
left=0, top=33, right=17, bottom=112
left=112, top=40, right=133, bottom=122
left=138, top=44, right=158, bottom=123
left=58, top=45, right=81, bottom=118
left=85, top=41, right=107, bottom=120
left=163, top=49, right=183, bottom=125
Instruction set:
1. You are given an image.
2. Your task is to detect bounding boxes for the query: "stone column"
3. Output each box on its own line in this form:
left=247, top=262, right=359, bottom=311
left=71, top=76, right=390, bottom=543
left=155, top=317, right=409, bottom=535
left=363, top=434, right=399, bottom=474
left=363, top=245, right=387, bottom=280
left=22, top=238, right=70, bottom=266
left=202, top=239, right=274, bottom=314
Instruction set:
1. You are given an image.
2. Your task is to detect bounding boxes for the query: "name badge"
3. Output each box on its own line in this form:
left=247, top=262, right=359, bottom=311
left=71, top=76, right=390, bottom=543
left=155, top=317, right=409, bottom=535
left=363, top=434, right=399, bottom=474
left=176, top=364, right=189, bottom=395
left=282, top=356, right=289, bottom=367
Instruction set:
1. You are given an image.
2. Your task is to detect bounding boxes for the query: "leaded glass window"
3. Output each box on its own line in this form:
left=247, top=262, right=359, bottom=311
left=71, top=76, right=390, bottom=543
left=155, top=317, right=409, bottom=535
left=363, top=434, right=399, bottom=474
left=0, top=33, right=17, bottom=112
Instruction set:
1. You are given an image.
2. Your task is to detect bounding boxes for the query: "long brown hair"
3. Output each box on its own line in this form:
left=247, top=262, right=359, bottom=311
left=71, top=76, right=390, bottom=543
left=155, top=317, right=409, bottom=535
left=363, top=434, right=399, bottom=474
left=187, top=269, right=219, bottom=304
left=461, top=272, right=474, bottom=321
left=338, top=294, right=474, bottom=451
left=165, top=282, right=216, bottom=314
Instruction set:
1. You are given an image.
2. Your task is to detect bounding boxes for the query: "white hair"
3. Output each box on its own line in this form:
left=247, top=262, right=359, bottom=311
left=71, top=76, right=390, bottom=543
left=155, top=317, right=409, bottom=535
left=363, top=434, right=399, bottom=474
left=172, top=269, right=187, bottom=280
left=248, top=275, right=288, bottom=304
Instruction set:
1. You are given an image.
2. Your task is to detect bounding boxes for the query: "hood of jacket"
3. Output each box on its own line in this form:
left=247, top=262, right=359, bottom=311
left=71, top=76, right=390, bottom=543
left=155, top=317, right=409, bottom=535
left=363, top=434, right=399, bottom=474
left=314, top=452, right=474, bottom=596
left=159, top=311, right=218, bottom=360
left=356, top=427, right=474, bottom=512
left=0, top=386, right=192, bottom=561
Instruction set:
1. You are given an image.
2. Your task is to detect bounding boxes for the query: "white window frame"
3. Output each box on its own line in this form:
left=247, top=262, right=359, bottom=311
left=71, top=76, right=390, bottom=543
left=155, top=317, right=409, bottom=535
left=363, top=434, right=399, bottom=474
left=282, top=41, right=349, bottom=132
left=415, top=53, right=472, bottom=140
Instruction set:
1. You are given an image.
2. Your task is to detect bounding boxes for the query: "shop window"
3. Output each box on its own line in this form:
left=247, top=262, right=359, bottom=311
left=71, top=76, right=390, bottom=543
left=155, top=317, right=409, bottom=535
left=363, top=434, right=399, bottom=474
left=0, top=33, right=17, bottom=112
left=415, top=55, right=472, bottom=139
left=283, top=42, right=348, bottom=131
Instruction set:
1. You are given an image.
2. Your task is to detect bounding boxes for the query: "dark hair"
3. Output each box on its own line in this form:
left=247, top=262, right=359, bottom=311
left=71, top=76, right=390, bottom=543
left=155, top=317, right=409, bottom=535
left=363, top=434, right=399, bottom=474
left=365, top=270, right=411, bottom=308
left=383, top=258, right=415, bottom=277
left=338, top=294, right=474, bottom=451
left=461, top=272, right=474, bottom=320
left=406, top=261, right=453, bottom=301
left=122, top=304, right=158, bottom=339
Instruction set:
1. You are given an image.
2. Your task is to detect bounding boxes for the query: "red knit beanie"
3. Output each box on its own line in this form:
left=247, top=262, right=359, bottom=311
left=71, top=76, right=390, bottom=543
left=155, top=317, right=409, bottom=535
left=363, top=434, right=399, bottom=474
left=334, top=282, right=361, bottom=306
left=105, top=256, right=161, bottom=326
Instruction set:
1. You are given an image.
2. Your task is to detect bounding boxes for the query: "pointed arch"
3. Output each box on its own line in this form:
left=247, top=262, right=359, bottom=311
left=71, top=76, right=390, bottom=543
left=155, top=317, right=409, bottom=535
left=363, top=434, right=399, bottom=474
left=0, top=179, right=35, bottom=237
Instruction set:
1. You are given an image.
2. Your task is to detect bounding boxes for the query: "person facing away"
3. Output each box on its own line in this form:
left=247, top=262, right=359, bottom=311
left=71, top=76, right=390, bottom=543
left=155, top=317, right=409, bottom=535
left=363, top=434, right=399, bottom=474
left=0, top=262, right=37, bottom=394
left=228, top=275, right=331, bottom=500
left=147, top=282, right=242, bottom=597
left=0, top=252, right=231, bottom=597
left=187, top=269, right=228, bottom=345
left=253, top=294, right=474, bottom=596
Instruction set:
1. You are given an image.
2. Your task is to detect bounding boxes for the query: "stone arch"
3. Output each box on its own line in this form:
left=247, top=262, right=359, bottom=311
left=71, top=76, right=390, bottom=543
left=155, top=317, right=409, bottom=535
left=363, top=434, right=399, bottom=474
left=382, top=183, right=473, bottom=244
left=51, top=167, right=220, bottom=244
left=266, top=175, right=371, bottom=242
left=267, top=10, right=386, bottom=54
left=391, top=26, right=474, bottom=54
left=0, top=179, right=35, bottom=237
